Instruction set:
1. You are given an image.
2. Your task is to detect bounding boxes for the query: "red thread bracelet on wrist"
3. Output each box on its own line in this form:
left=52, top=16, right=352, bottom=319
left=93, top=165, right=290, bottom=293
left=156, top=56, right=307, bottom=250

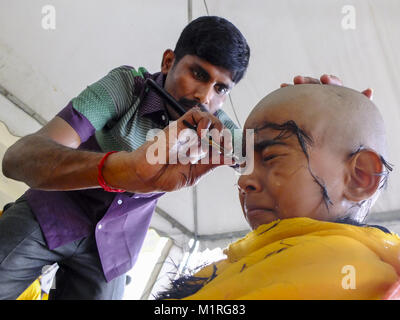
left=97, top=151, right=126, bottom=193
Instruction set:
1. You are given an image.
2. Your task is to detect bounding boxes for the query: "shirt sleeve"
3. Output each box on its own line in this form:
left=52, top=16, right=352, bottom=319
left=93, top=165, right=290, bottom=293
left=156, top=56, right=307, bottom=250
left=69, top=66, right=142, bottom=132
left=56, top=102, right=96, bottom=143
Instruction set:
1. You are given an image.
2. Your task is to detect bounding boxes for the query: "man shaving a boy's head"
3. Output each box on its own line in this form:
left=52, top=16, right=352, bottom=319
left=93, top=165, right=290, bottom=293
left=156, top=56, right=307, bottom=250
left=156, top=83, right=400, bottom=301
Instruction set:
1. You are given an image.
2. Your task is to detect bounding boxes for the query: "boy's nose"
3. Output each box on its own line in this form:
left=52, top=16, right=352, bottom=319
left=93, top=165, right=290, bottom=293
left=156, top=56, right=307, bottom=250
left=238, top=174, right=263, bottom=194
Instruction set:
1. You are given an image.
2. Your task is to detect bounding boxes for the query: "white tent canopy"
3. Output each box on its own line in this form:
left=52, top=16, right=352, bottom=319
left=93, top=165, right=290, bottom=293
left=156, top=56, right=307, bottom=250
left=1, top=0, right=400, bottom=297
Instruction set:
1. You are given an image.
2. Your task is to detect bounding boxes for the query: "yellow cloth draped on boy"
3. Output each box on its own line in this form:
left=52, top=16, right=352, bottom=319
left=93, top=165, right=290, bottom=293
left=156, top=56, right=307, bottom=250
left=183, top=217, right=400, bottom=300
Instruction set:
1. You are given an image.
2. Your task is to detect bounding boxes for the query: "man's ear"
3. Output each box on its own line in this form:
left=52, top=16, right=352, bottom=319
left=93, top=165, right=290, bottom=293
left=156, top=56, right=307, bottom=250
left=161, top=49, right=175, bottom=74
left=343, top=150, right=383, bottom=202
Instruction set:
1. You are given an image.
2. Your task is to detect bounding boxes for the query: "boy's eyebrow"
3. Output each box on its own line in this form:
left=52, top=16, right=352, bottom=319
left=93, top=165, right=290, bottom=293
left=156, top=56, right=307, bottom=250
left=246, top=120, right=314, bottom=159
left=254, top=139, right=287, bottom=153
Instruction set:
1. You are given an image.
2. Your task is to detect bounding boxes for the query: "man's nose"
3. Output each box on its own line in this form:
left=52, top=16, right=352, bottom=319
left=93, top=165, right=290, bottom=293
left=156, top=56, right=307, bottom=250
left=194, top=85, right=214, bottom=106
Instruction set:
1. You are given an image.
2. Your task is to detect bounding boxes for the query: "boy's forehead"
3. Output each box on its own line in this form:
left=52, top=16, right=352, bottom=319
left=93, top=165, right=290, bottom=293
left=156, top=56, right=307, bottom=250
left=244, top=93, right=332, bottom=144
left=246, top=103, right=310, bottom=132
left=243, top=84, right=388, bottom=162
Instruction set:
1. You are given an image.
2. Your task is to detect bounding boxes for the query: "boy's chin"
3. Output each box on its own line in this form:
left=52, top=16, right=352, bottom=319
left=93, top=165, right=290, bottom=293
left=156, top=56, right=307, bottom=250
left=248, top=215, right=280, bottom=230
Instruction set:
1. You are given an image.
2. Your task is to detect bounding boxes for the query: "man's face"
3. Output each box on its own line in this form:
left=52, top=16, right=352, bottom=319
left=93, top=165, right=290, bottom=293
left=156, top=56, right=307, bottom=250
left=237, top=105, right=348, bottom=230
left=162, top=51, right=234, bottom=118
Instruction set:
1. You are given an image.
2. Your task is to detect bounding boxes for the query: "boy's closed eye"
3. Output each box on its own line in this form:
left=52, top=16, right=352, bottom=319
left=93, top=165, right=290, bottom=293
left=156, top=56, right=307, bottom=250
left=262, top=154, right=281, bottom=163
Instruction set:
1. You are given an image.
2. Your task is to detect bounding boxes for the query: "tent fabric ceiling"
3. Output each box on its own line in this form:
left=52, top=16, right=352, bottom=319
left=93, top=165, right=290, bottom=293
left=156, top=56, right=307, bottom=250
left=1, top=0, right=400, bottom=250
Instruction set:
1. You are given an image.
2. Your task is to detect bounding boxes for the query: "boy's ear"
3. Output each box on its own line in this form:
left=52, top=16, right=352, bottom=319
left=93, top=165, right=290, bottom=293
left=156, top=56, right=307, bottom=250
left=161, top=49, right=175, bottom=74
left=343, top=150, right=383, bottom=202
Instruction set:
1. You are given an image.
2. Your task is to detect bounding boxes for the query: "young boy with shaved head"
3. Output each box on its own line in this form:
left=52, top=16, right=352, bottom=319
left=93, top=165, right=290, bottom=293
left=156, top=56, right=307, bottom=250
left=238, top=84, right=389, bottom=229
left=156, top=84, right=400, bottom=300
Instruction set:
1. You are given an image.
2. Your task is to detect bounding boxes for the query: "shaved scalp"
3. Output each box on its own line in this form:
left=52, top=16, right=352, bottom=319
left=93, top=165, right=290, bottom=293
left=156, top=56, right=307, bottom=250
left=248, top=84, right=388, bottom=159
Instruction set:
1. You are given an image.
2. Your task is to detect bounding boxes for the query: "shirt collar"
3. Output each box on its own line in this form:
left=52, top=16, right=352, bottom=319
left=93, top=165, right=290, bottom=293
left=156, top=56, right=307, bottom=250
left=138, top=72, right=168, bottom=118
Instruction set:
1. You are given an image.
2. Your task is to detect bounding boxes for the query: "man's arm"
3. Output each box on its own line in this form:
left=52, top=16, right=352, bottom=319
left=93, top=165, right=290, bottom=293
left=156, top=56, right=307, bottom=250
left=2, top=108, right=232, bottom=193
left=2, top=65, right=142, bottom=191
left=2, top=116, right=104, bottom=190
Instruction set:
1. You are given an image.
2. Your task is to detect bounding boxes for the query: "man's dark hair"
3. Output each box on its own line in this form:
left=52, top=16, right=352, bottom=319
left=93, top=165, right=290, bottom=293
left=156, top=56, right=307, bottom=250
left=173, top=16, right=250, bottom=83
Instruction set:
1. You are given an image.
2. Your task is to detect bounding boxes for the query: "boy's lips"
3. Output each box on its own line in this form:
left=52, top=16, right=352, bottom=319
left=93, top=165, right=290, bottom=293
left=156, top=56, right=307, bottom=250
left=245, top=206, right=278, bottom=221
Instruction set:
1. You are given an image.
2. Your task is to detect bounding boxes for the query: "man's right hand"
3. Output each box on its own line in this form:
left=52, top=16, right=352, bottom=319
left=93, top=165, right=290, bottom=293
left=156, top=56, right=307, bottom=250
left=104, top=107, right=235, bottom=193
